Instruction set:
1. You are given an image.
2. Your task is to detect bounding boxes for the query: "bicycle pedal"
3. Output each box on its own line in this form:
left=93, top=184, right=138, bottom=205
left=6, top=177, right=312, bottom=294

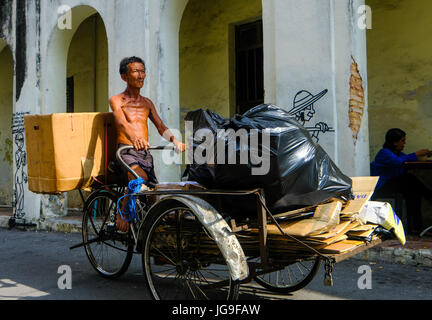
left=107, top=222, right=116, bottom=232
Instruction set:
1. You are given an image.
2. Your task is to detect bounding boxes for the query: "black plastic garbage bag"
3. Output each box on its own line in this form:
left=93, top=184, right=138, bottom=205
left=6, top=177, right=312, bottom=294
left=183, top=104, right=353, bottom=216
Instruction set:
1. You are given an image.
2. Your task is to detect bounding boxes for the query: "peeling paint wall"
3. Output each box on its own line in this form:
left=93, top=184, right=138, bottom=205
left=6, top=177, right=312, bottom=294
left=0, top=0, right=13, bottom=44
left=367, top=0, right=432, bottom=157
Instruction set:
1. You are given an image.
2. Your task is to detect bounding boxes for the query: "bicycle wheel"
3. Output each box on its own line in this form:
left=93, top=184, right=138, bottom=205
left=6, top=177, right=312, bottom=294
left=254, top=257, right=321, bottom=293
left=82, top=191, right=134, bottom=279
left=141, top=201, right=240, bottom=300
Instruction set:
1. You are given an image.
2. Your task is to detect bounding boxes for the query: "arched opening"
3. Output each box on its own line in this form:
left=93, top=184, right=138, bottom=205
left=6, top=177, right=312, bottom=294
left=179, top=0, right=263, bottom=125
left=66, top=11, right=108, bottom=210
left=0, top=40, right=14, bottom=210
left=42, top=5, right=108, bottom=114
left=66, top=13, right=108, bottom=113
left=42, top=6, right=108, bottom=213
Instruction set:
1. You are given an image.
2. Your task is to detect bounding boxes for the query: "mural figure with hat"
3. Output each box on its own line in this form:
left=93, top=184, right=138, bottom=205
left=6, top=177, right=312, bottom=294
left=288, top=89, right=335, bottom=143
left=13, top=132, right=27, bottom=218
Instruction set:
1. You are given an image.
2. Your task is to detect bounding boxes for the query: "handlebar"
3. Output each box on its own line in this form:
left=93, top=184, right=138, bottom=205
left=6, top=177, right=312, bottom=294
left=116, top=145, right=175, bottom=180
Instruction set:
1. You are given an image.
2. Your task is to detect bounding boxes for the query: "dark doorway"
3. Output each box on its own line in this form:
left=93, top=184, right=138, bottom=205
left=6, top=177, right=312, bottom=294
left=235, top=20, right=264, bottom=115
left=66, top=76, right=74, bottom=113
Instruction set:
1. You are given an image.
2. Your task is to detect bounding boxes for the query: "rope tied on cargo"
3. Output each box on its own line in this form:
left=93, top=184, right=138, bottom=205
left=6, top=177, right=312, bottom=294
left=117, top=177, right=146, bottom=222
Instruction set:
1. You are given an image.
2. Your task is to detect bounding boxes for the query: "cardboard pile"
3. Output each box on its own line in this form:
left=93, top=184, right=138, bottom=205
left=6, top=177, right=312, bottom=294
left=24, top=112, right=117, bottom=194
left=249, top=176, right=403, bottom=255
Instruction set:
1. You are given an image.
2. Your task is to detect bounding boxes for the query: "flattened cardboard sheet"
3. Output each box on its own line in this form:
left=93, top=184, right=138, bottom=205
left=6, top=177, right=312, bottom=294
left=267, top=201, right=342, bottom=237
left=341, top=176, right=379, bottom=215
left=320, top=239, right=366, bottom=254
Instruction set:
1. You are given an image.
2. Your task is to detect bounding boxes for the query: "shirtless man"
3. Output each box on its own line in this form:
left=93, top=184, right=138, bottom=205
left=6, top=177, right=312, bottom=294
left=110, top=56, right=185, bottom=232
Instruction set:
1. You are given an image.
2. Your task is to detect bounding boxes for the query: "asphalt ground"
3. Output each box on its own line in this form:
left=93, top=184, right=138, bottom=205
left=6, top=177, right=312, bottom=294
left=1, top=228, right=431, bottom=301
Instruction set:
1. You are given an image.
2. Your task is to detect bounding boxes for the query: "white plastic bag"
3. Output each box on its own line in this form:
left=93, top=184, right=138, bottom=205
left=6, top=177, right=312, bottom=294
left=359, top=201, right=406, bottom=245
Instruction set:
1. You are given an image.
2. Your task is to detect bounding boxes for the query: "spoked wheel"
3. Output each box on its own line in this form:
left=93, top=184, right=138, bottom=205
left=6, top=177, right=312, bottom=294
left=254, top=257, right=321, bottom=293
left=142, top=202, right=240, bottom=300
left=82, top=191, right=134, bottom=279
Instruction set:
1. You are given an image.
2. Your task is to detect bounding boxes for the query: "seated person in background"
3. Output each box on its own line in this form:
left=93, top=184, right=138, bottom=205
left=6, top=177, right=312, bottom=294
left=371, top=128, right=432, bottom=235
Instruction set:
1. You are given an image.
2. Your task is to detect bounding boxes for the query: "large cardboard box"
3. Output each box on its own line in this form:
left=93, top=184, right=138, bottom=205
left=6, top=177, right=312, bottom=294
left=24, top=112, right=117, bottom=194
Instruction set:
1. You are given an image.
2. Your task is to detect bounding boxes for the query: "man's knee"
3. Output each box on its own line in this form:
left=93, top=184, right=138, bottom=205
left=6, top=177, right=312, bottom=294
left=129, top=165, right=149, bottom=181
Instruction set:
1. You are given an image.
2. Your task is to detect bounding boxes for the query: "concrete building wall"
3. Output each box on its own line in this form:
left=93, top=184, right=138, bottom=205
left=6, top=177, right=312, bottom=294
left=179, top=0, right=262, bottom=121
left=263, top=0, right=369, bottom=176
left=367, top=0, right=432, bottom=159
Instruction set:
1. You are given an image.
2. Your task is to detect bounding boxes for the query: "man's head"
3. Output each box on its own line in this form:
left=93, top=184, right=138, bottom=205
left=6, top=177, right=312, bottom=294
left=15, top=132, right=24, bottom=150
left=119, top=56, right=146, bottom=88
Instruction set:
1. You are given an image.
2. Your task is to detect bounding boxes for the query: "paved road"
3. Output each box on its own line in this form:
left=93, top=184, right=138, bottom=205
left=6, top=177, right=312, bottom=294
left=1, top=228, right=431, bottom=300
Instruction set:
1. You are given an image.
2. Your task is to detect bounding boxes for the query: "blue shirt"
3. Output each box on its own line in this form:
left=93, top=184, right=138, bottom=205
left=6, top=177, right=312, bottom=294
left=370, top=148, right=417, bottom=190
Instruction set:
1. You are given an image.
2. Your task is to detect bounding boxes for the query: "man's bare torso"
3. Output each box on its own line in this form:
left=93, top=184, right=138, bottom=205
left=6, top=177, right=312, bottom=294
left=110, top=93, right=152, bottom=145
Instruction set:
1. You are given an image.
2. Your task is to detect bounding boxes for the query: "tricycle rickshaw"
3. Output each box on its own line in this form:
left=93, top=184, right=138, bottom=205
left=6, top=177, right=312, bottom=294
left=70, top=145, right=385, bottom=300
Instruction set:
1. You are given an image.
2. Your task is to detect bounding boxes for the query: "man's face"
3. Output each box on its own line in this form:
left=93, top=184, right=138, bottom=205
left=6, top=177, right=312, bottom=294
left=122, top=62, right=146, bottom=88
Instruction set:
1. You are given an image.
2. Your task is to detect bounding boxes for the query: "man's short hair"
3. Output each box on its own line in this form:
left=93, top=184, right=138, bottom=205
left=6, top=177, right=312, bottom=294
left=119, top=56, right=146, bottom=75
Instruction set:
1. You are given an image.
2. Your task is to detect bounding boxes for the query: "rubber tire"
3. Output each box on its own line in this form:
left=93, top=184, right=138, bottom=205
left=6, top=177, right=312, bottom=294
left=254, top=258, right=321, bottom=293
left=141, top=200, right=240, bottom=300
left=82, top=190, right=133, bottom=279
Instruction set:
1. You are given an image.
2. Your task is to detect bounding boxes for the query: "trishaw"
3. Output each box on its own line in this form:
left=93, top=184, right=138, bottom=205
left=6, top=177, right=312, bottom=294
left=70, top=145, right=386, bottom=300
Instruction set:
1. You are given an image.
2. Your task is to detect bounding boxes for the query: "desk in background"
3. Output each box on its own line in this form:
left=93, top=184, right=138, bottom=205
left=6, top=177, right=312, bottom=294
left=405, top=160, right=432, bottom=169
left=404, top=161, right=432, bottom=236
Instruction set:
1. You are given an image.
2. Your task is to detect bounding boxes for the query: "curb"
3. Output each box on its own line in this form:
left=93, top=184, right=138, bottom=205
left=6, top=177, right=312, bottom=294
left=0, top=215, right=82, bottom=234
left=352, top=245, right=432, bottom=268
left=1, top=215, right=431, bottom=268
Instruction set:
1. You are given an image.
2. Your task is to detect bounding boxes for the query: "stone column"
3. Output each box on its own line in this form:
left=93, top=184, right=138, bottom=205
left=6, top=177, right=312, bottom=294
left=12, top=0, right=42, bottom=221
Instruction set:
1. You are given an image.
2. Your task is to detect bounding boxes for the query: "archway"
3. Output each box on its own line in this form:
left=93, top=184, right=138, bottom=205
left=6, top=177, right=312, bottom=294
left=156, top=0, right=263, bottom=177
left=42, top=5, right=107, bottom=114
left=179, top=0, right=263, bottom=124
left=66, top=13, right=108, bottom=113
left=0, top=40, right=14, bottom=209
left=66, top=11, right=108, bottom=209
left=42, top=6, right=108, bottom=214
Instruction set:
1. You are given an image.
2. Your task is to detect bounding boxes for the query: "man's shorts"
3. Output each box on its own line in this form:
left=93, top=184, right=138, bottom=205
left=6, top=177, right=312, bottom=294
left=117, top=144, right=158, bottom=185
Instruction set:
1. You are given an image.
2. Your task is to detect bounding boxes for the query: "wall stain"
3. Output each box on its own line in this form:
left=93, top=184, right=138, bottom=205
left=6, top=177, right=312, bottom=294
left=3, top=138, right=12, bottom=165
left=0, top=0, right=13, bottom=40
left=15, top=0, right=27, bottom=101
left=403, top=80, right=432, bottom=117
left=367, top=0, right=403, bottom=11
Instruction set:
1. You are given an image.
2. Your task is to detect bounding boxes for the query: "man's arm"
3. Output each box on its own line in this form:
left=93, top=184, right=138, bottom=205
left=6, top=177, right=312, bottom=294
left=110, top=97, right=149, bottom=151
left=147, top=99, right=185, bottom=152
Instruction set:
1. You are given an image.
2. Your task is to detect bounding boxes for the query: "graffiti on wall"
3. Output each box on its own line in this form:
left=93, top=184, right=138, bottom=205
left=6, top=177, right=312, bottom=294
left=11, top=112, right=29, bottom=218
left=288, top=89, right=335, bottom=143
